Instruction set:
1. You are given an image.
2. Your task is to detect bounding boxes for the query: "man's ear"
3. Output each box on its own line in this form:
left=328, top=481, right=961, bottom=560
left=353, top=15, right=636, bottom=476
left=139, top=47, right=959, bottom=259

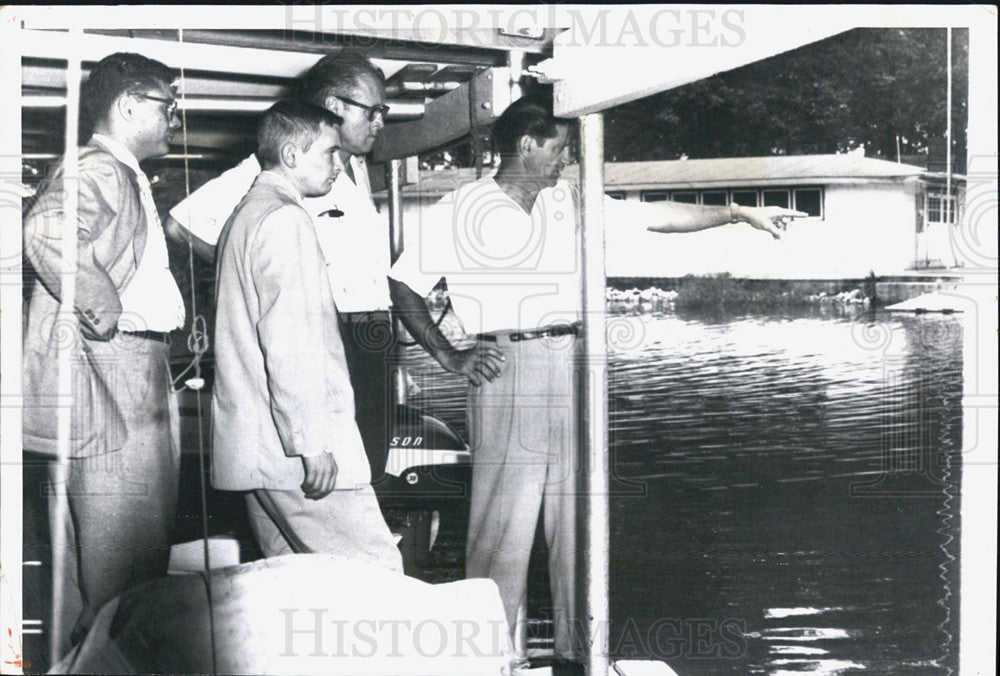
left=517, top=134, right=535, bottom=157
left=279, top=141, right=298, bottom=169
left=114, top=93, right=134, bottom=123
left=323, top=94, right=342, bottom=115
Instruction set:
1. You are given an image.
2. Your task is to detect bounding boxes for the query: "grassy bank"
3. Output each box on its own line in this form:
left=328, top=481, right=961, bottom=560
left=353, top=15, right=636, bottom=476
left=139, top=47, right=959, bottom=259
left=608, top=274, right=872, bottom=314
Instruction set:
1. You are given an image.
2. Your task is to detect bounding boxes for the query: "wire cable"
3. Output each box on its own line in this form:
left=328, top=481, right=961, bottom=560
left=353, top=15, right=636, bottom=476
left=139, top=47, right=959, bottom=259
left=175, top=28, right=218, bottom=674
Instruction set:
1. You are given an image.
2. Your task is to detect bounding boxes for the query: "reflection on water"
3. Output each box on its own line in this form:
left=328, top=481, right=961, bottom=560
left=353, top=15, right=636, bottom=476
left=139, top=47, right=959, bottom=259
left=404, top=309, right=963, bottom=675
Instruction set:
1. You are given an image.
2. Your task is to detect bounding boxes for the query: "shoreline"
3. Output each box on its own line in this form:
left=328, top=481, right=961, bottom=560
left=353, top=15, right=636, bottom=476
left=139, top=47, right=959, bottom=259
left=609, top=273, right=965, bottom=311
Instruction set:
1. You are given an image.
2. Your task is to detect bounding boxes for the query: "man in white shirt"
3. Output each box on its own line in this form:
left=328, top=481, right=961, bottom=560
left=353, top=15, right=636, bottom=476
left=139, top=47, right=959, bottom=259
left=165, top=51, right=395, bottom=484
left=211, top=99, right=402, bottom=571
left=389, top=94, right=804, bottom=667
left=22, top=52, right=185, bottom=653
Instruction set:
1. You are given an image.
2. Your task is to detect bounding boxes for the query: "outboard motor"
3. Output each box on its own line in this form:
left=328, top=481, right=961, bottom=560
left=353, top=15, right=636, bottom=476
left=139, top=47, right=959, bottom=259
left=376, top=403, right=471, bottom=573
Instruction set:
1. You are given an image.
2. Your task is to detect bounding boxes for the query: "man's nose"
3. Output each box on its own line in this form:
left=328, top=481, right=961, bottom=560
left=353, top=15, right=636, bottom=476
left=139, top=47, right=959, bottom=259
left=371, top=111, right=386, bottom=132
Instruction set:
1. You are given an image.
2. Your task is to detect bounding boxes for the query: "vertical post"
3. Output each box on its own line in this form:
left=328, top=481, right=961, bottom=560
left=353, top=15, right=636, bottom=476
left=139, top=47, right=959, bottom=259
left=579, top=113, right=609, bottom=676
left=960, top=17, right=998, bottom=676
left=386, top=158, right=404, bottom=264
left=49, top=27, right=84, bottom=666
left=386, top=158, right=406, bottom=406
left=508, top=50, right=525, bottom=101
left=0, top=16, right=24, bottom=675
left=944, top=27, right=954, bottom=266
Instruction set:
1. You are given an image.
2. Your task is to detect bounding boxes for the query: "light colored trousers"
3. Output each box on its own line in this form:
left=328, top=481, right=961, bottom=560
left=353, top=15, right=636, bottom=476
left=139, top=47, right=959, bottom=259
left=48, top=338, right=179, bottom=655
left=465, top=332, right=583, bottom=660
left=246, top=484, right=403, bottom=574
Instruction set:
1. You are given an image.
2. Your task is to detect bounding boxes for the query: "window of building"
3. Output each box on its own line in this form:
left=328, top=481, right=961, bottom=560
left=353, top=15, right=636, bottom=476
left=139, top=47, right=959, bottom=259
left=626, top=186, right=826, bottom=218
left=731, top=190, right=758, bottom=207
left=606, top=191, right=625, bottom=200
left=701, top=191, right=728, bottom=206
left=762, top=189, right=790, bottom=209
left=641, top=191, right=669, bottom=202
left=793, top=188, right=823, bottom=218
left=926, top=193, right=957, bottom=224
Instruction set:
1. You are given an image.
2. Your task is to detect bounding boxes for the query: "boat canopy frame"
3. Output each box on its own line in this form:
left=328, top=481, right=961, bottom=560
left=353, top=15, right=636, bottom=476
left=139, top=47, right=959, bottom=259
left=2, top=8, right=996, bottom=675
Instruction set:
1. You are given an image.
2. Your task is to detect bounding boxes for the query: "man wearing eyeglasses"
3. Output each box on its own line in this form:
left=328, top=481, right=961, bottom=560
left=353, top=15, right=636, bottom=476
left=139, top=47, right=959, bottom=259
left=166, top=51, right=397, bottom=488
left=22, top=52, right=185, bottom=656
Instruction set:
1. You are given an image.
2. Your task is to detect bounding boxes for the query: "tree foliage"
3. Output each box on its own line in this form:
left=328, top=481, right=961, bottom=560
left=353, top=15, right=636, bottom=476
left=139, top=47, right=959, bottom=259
left=603, top=28, right=968, bottom=166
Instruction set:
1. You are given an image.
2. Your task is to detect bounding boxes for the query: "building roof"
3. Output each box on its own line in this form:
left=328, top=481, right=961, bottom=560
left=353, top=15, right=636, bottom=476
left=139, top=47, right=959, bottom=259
left=383, top=152, right=941, bottom=199
left=597, top=153, right=927, bottom=189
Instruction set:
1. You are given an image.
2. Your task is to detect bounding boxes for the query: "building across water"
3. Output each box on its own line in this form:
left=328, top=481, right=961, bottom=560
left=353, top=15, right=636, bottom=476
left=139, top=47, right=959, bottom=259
left=375, top=149, right=965, bottom=279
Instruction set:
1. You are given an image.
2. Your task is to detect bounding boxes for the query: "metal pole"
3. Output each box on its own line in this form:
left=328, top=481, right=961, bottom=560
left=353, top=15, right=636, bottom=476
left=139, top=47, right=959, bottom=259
left=387, top=159, right=404, bottom=264
left=386, top=159, right=406, bottom=405
left=508, top=50, right=525, bottom=101
left=960, top=17, right=998, bottom=676
left=0, top=17, right=25, bottom=675
left=945, top=27, right=954, bottom=266
left=49, top=26, right=83, bottom=666
left=579, top=113, right=610, bottom=676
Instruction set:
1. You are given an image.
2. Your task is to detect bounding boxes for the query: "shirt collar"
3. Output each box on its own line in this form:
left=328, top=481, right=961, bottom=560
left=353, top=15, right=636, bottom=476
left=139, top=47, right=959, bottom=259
left=90, top=133, right=144, bottom=178
left=257, top=169, right=304, bottom=205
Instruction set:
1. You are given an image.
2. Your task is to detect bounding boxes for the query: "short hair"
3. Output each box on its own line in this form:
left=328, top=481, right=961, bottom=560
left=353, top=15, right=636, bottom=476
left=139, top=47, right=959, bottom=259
left=491, top=93, right=572, bottom=159
left=256, top=99, right=343, bottom=169
left=81, top=52, right=176, bottom=129
left=298, top=51, right=386, bottom=106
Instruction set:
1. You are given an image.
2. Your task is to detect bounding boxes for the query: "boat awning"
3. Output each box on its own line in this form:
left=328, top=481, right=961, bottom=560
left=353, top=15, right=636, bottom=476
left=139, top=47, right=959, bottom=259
left=18, top=19, right=561, bottom=160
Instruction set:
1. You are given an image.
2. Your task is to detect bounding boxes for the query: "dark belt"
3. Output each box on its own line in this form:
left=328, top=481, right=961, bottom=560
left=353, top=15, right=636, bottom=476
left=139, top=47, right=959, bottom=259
left=122, top=329, right=170, bottom=343
left=477, top=322, right=581, bottom=343
left=339, top=311, right=391, bottom=325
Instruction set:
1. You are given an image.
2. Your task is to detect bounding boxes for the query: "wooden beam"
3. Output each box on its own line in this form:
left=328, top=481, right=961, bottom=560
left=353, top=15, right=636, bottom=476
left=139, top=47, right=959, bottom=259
left=386, top=63, right=439, bottom=87
left=372, top=67, right=510, bottom=162
left=84, top=28, right=524, bottom=69
left=23, top=63, right=291, bottom=98
left=317, top=27, right=558, bottom=54
left=20, top=29, right=326, bottom=78
left=428, top=64, right=479, bottom=82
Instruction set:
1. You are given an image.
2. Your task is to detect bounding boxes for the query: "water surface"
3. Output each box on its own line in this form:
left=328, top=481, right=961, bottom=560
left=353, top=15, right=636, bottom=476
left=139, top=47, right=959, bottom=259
left=405, top=308, right=963, bottom=675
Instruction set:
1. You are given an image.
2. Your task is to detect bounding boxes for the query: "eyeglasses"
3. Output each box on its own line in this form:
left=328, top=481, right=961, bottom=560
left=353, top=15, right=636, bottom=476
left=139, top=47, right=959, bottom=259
left=337, top=95, right=389, bottom=122
left=134, top=93, right=178, bottom=118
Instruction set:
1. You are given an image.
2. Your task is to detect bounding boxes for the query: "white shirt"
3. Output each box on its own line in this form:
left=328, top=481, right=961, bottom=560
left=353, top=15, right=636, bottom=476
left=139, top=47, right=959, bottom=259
left=389, top=176, right=658, bottom=335
left=170, top=154, right=391, bottom=313
left=91, top=134, right=186, bottom=332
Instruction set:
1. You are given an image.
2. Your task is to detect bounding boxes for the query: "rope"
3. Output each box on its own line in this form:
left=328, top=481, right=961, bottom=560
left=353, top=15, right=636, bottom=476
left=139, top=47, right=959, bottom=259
left=174, top=28, right=218, bottom=675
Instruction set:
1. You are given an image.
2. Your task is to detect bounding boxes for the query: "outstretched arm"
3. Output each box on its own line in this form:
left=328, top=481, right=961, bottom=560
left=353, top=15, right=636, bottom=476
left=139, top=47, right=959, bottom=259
left=389, top=278, right=505, bottom=387
left=636, top=200, right=806, bottom=239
